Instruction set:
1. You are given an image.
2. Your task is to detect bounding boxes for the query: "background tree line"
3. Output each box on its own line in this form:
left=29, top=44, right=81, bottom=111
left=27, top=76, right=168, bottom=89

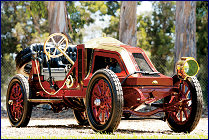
left=1, top=1, right=208, bottom=106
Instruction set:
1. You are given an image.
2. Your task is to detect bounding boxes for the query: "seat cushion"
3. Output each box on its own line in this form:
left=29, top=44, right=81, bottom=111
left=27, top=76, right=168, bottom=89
left=61, top=46, right=77, bottom=64
left=31, top=44, right=77, bottom=68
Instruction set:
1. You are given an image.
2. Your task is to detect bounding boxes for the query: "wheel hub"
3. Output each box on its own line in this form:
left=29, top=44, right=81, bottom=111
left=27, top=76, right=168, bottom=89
left=8, top=100, right=13, bottom=105
left=94, top=98, right=101, bottom=106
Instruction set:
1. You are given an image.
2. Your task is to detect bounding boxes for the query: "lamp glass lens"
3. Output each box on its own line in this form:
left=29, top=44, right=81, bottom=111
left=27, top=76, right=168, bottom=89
left=184, top=60, right=198, bottom=76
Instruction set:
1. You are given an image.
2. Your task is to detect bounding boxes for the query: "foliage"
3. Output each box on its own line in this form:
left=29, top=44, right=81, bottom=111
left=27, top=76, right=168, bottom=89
left=66, top=1, right=122, bottom=43
left=1, top=1, right=97, bottom=53
left=66, top=1, right=95, bottom=43
left=137, top=2, right=176, bottom=75
left=137, top=14, right=152, bottom=53
left=102, top=1, right=121, bottom=39
left=1, top=1, right=48, bottom=53
left=196, top=1, right=208, bottom=59
left=151, top=2, right=176, bottom=57
left=1, top=2, right=22, bottom=55
left=1, top=54, right=16, bottom=94
left=1, top=1, right=49, bottom=94
left=196, top=1, right=208, bottom=105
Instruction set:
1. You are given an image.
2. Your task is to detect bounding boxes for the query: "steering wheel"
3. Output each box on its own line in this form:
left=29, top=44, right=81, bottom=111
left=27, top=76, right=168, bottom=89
left=44, top=33, right=69, bottom=59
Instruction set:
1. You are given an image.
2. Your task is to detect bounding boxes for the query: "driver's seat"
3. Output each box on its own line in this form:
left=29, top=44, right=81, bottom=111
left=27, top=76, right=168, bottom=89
left=31, top=44, right=77, bottom=68
left=31, top=43, right=77, bottom=81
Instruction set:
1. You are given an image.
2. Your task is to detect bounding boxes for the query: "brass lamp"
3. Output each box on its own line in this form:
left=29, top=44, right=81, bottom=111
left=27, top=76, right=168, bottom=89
left=176, top=57, right=199, bottom=79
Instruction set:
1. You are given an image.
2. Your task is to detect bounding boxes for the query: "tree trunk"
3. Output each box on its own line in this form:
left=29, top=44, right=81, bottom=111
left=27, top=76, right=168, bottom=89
left=119, top=1, right=137, bottom=47
left=174, top=1, right=196, bottom=65
left=48, top=1, right=68, bottom=34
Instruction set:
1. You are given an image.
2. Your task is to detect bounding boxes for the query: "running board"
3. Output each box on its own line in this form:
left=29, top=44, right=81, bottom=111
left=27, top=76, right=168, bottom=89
left=28, top=99, right=63, bottom=103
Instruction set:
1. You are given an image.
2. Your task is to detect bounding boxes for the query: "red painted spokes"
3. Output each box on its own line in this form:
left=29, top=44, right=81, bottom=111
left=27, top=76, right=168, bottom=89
left=169, top=81, right=192, bottom=125
left=9, top=82, right=24, bottom=121
left=91, top=79, right=112, bottom=124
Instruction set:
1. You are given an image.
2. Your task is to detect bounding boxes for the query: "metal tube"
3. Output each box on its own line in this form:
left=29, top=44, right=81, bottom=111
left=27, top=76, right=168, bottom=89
left=56, top=46, right=75, bottom=65
left=28, top=99, right=63, bottom=103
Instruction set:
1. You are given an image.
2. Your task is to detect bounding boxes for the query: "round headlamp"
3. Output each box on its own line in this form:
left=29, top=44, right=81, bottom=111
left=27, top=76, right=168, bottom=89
left=176, top=57, right=199, bottom=79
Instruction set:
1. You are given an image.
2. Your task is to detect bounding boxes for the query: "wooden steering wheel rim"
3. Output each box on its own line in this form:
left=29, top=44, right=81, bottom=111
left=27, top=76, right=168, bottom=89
left=43, top=33, right=69, bottom=58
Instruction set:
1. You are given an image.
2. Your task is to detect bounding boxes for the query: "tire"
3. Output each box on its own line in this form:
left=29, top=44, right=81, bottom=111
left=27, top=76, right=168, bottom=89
left=15, top=47, right=32, bottom=76
left=73, top=110, right=89, bottom=125
left=86, top=69, right=123, bottom=133
left=165, top=76, right=203, bottom=133
left=6, top=74, right=32, bottom=127
left=15, top=47, right=32, bottom=70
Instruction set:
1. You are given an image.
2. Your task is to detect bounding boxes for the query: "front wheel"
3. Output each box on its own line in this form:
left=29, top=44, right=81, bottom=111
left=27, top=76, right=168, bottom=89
left=6, top=74, right=32, bottom=127
left=86, top=69, right=123, bottom=133
left=165, top=76, right=203, bottom=133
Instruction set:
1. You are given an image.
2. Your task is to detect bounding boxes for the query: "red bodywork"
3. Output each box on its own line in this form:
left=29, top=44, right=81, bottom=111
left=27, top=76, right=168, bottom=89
left=29, top=44, right=178, bottom=116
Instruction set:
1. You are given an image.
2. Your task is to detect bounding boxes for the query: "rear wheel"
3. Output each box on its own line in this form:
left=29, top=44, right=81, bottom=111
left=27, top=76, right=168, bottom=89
left=6, top=74, right=32, bottom=127
left=15, top=47, right=32, bottom=77
left=86, top=69, right=123, bottom=133
left=15, top=47, right=32, bottom=70
left=73, top=110, right=89, bottom=125
left=165, top=76, right=203, bottom=133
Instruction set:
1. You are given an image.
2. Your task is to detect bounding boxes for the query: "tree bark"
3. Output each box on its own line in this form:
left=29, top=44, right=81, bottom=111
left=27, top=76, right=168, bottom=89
left=48, top=1, right=68, bottom=34
left=174, top=1, right=197, bottom=65
left=119, top=1, right=137, bottom=47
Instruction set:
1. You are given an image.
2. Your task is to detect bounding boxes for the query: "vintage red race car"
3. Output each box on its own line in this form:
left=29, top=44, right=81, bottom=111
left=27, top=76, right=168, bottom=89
left=6, top=33, right=203, bottom=133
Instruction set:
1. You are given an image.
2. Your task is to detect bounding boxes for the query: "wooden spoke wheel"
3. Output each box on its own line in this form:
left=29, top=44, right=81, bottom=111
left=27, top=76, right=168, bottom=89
left=91, top=79, right=112, bottom=124
left=86, top=69, right=123, bottom=133
left=6, top=74, right=32, bottom=127
left=165, top=76, right=203, bottom=133
left=43, top=33, right=68, bottom=58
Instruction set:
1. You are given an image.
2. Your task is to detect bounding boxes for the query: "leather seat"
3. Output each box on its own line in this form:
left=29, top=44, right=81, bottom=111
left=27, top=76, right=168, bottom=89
left=31, top=44, right=77, bottom=68
left=61, top=46, right=77, bottom=64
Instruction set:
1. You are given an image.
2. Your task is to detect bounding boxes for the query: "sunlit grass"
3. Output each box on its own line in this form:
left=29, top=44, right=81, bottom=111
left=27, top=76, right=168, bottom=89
left=2, top=133, right=208, bottom=139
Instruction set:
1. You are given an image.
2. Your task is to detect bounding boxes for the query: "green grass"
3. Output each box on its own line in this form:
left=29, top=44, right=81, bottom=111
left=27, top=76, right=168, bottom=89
left=2, top=133, right=208, bottom=139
